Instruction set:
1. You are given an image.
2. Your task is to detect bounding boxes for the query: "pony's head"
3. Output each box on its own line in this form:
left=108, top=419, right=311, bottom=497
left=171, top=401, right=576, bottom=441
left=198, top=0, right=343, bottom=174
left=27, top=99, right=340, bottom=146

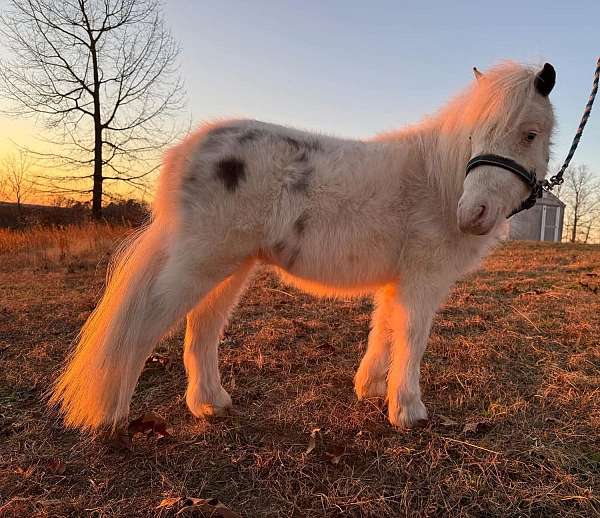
left=456, top=62, right=556, bottom=235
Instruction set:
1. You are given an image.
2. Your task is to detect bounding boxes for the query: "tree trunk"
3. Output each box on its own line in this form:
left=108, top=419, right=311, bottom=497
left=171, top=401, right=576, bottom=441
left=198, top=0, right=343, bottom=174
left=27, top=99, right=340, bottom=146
left=92, top=123, right=103, bottom=220
left=90, top=38, right=103, bottom=221
left=583, top=223, right=592, bottom=244
left=571, top=213, right=578, bottom=243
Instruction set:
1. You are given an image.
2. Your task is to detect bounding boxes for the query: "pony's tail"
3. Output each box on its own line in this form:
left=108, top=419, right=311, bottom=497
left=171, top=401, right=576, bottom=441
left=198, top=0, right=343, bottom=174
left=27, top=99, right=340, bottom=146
left=48, top=221, right=168, bottom=431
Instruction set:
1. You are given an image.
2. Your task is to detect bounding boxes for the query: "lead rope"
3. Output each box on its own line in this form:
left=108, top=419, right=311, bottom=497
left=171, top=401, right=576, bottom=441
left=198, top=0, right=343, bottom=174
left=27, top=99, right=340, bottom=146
left=544, top=56, right=600, bottom=190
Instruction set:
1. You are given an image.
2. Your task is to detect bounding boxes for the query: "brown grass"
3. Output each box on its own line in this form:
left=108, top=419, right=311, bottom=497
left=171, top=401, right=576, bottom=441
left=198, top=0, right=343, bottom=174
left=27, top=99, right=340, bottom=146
left=0, top=224, right=126, bottom=272
left=0, top=225, right=598, bottom=517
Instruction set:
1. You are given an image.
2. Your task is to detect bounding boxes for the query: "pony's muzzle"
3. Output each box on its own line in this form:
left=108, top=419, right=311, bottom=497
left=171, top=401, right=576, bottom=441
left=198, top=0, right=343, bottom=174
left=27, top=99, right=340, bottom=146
left=457, top=199, right=496, bottom=235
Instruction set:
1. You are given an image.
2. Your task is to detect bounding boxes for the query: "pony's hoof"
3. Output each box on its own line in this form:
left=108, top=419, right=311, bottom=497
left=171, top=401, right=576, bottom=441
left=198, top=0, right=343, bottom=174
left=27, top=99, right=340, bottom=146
left=388, top=398, right=428, bottom=429
left=354, top=378, right=387, bottom=400
left=186, top=387, right=232, bottom=418
left=194, top=403, right=232, bottom=418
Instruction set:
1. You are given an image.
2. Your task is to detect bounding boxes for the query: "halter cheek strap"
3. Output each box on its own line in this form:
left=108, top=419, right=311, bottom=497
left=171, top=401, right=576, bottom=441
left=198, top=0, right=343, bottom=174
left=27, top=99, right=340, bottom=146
left=465, top=153, right=543, bottom=217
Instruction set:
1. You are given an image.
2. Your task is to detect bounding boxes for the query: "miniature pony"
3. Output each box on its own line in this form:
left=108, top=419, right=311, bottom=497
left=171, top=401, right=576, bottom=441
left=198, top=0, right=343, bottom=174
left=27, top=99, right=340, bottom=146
left=50, top=62, right=556, bottom=431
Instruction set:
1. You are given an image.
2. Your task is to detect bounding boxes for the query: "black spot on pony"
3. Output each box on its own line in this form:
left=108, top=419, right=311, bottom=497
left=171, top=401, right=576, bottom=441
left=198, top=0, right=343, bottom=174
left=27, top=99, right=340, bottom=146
left=215, top=158, right=246, bottom=191
left=294, top=212, right=309, bottom=235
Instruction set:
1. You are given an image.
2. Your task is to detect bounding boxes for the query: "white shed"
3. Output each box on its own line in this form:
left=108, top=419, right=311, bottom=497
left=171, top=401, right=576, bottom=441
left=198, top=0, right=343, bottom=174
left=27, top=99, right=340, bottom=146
left=508, top=190, right=565, bottom=242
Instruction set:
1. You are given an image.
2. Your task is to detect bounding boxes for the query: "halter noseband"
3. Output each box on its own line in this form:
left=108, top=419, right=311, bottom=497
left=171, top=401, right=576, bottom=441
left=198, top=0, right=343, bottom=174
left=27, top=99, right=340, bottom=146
left=465, top=154, right=543, bottom=217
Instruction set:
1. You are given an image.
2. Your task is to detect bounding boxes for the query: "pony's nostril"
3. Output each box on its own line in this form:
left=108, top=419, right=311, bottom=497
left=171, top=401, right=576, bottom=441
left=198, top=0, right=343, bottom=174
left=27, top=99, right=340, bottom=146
left=476, top=205, right=487, bottom=220
left=457, top=199, right=495, bottom=235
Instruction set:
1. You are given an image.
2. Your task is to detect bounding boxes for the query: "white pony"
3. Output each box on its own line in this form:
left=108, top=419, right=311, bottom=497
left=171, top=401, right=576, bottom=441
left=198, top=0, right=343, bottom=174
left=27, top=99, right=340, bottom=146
left=50, top=62, right=556, bottom=431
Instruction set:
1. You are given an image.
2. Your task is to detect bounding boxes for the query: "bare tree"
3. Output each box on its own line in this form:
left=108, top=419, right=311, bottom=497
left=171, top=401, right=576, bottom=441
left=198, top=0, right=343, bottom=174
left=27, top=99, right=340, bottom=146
left=556, top=165, right=600, bottom=243
left=1, top=151, right=35, bottom=211
left=0, top=0, right=185, bottom=219
left=0, top=174, right=7, bottom=202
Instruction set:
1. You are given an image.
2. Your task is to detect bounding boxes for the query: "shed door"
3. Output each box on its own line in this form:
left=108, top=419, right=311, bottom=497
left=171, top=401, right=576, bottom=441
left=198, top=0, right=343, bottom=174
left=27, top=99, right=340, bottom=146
left=541, top=205, right=560, bottom=241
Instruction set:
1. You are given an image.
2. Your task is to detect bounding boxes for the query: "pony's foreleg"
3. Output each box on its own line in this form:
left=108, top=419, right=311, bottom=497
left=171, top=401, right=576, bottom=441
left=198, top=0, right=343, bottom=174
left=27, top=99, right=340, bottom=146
left=354, top=285, right=395, bottom=399
left=386, top=279, right=448, bottom=428
left=184, top=260, right=255, bottom=418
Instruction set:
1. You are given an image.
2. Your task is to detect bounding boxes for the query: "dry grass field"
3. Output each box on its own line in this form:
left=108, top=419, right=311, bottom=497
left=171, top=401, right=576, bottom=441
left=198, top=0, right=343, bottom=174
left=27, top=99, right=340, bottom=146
left=0, top=224, right=599, bottom=517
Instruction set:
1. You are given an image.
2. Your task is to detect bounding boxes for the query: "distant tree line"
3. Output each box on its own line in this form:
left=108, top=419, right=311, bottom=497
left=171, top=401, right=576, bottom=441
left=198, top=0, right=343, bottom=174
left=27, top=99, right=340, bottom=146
left=556, top=165, right=600, bottom=244
left=0, top=149, right=151, bottom=227
left=0, top=195, right=150, bottom=228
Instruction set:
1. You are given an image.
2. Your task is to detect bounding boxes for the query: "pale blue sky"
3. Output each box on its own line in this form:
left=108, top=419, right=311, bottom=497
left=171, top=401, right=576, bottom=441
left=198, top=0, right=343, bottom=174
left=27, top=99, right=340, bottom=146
left=168, top=0, right=600, bottom=173
left=0, top=1, right=598, bottom=178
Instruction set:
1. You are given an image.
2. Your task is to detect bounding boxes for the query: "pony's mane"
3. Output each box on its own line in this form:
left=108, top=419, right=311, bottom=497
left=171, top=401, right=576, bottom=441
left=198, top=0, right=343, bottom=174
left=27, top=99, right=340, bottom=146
left=377, top=62, right=540, bottom=212
left=436, top=61, right=537, bottom=140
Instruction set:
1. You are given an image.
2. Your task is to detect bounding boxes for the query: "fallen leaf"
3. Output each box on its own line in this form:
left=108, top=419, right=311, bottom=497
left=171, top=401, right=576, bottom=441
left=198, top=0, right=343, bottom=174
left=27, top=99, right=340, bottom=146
left=305, top=427, right=321, bottom=454
left=439, top=415, right=458, bottom=427
left=544, top=416, right=561, bottom=424
left=128, top=412, right=172, bottom=438
left=462, top=420, right=491, bottom=435
left=157, top=496, right=182, bottom=508
left=15, top=465, right=35, bottom=478
left=147, top=352, right=174, bottom=368
left=325, top=445, right=345, bottom=465
left=46, top=458, right=66, bottom=475
left=156, top=496, right=241, bottom=518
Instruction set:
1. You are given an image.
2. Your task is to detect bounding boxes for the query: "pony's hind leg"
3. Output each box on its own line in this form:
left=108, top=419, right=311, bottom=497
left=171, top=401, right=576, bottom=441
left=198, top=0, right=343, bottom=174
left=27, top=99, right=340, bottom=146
left=354, top=285, right=394, bottom=399
left=50, top=224, right=245, bottom=432
left=184, top=261, right=255, bottom=418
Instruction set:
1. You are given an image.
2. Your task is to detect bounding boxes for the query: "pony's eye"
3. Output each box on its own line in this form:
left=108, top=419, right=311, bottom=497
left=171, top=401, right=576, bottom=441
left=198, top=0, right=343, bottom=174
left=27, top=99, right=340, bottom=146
left=526, top=132, right=537, bottom=142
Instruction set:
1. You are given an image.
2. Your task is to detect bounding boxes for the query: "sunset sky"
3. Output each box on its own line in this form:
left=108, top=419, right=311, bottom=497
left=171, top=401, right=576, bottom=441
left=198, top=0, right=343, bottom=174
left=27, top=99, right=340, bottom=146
left=0, top=0, right=599, bottom=201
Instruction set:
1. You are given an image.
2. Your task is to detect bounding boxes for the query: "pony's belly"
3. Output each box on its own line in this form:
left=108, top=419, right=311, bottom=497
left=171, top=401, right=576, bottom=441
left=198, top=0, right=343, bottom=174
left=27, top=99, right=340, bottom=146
left=273, top=256, right=397, bottom=297
left=275, top=269, right=386, bottom=297
left=261, top=221, right=402, bottom=297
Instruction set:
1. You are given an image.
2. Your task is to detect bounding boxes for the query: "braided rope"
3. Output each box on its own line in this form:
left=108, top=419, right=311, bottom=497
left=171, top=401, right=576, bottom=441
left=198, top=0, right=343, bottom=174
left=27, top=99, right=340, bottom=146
left=546, top=57, right=600, bottom=190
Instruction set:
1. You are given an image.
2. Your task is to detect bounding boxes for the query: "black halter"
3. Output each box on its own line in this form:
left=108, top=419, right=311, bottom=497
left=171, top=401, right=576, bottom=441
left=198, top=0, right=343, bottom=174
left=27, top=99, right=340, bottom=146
left=465, top=154, right=543, bottom=217
left=465, top=58, right=600, bottom=219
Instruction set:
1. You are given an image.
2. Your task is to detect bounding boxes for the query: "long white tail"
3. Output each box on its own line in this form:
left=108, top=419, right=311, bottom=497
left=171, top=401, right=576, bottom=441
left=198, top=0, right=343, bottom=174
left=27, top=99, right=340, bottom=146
left=49, top=222, right=170, bottom=431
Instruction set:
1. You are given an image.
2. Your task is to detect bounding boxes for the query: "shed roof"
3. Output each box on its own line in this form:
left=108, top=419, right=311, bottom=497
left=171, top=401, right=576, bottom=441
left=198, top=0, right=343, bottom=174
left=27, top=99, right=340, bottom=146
left=540, top=189, right=565, bottom=207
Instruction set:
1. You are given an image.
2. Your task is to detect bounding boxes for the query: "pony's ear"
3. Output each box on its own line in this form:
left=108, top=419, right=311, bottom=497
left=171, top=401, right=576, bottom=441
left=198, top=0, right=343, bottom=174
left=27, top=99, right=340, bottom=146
left=473, top=67, right=483, bottom=81
left=534, top=63, right=556, bottom=96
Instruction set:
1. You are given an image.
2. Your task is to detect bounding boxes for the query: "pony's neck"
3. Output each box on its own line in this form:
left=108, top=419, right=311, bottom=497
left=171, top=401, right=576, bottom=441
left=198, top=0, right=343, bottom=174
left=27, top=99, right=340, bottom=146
left=378, top=108, right=473, bottom=214
left=419, top=112, right=507, bottom=247
left=409, top=114, right=473, bottom=216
